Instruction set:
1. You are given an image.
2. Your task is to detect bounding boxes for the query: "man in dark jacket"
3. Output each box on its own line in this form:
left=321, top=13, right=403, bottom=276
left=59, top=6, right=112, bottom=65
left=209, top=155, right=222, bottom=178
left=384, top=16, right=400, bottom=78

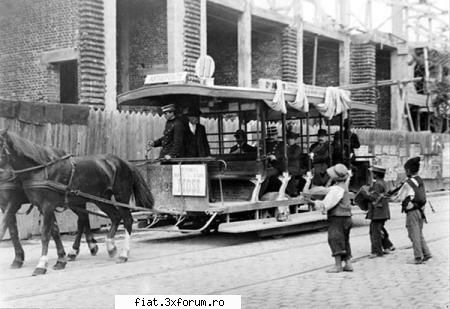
left=147, top=104, right=185, bottom=159
left=229, top=129, right=256, bottom=154
left=309, top=129, right=331, bottom=186
left=184, top=107, right=210, bottom=157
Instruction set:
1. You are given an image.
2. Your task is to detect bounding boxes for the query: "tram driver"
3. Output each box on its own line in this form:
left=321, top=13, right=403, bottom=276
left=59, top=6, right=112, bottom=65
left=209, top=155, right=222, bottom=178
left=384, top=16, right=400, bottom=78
left=147, top=104, right=185, bottom=159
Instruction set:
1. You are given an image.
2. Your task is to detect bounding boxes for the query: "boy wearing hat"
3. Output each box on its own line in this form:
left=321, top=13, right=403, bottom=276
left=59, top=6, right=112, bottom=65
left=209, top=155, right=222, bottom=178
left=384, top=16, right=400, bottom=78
left=183, top=107, right=210, bottom=157
left=230, top=129, right=256, bottom=154
left=309, top=163, right=353, bottom=273
left=366, top=165, right=395, bottom=258
left=148, top=104, right=185, bottom=159
left=391, top=157, right=432, bottom=264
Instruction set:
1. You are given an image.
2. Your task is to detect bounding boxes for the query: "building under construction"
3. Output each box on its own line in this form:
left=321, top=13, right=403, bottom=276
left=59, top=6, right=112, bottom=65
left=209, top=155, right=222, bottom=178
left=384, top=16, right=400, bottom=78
left=0, top=0, right=448, bottom=131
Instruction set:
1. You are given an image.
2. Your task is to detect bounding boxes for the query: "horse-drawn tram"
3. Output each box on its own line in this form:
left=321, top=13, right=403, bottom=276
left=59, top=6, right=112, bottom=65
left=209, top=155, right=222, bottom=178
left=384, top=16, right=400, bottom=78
left=118, top=80, right=375, bottom=237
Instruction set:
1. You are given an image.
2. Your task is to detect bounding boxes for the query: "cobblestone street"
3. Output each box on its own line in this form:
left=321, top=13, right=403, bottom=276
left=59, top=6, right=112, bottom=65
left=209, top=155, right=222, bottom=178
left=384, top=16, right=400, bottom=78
left=0, top=193, right=448, bottom=309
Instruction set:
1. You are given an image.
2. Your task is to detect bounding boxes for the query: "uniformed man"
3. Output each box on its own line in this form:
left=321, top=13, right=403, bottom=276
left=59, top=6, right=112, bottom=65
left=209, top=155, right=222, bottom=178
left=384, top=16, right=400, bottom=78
left=147, top=104, right=185, bottom=159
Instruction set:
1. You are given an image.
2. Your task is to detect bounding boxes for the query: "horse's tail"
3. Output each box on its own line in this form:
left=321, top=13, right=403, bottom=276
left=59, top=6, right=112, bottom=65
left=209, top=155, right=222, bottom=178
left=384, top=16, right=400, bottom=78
left=129, top=164, right=154, bottom=209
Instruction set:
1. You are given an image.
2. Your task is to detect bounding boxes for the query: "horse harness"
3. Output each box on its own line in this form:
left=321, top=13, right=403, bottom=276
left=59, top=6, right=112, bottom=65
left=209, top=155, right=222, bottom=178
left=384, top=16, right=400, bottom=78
left=6, top=154, right=152, bottom=214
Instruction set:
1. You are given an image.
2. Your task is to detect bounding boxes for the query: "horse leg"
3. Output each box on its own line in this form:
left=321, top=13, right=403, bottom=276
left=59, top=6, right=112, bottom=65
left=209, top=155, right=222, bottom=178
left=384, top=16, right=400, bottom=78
left=82, top=209, right=98, bottom=256
left=50, top=214, right=67, bottom=271
left=117, top=210, right=133, bottom=263
left=8, top=212, right=25, bottom=268
left=0, top=201, right=14, bottom=241
left=67, top=207, right=84, bottom=261
left=99, top=204, right=120, bottom=258
left=32, top=207, right=58, bottom=276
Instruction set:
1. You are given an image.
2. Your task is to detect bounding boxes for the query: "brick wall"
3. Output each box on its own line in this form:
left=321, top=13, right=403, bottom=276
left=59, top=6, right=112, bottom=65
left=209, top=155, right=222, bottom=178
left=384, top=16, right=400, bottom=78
left=251, top=28, right=283, bottom=85
left=207, top=15, right=238, bottom=86
left=376, top=48, right=392, bottom=130
left=0, top=0, right=79, bottom=103
left=79, top=0, right=105, bottom=105
left=350, top=43, right=377, bottom=128
left=121, top=0, right=167, bottom=91
left=304, top=38, right=340, bottom=87
left=184, top=0, right=201, bottom=83
left=281, top=27, right=297, bottom=83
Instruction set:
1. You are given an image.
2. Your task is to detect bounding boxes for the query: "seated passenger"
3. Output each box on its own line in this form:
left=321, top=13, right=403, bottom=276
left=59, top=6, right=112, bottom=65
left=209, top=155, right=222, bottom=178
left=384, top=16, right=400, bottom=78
left=309, top=128, right=331, bottom=187
left=286, top=130, right=307, bottom=196
left=229, top=129, right=256, bottom=154
left=259, top=126, right=284, bottom=199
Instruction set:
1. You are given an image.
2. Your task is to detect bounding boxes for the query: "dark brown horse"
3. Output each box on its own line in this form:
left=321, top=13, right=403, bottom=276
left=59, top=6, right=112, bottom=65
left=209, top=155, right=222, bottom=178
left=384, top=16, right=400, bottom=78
left=0, top=165, right=99, bottom=269
left=0, top=130, right=154, bottom=276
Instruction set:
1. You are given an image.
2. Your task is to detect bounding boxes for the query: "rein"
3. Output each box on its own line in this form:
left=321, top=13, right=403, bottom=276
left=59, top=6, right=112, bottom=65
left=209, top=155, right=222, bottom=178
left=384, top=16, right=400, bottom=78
left=11, top=154, right=73, bottom=175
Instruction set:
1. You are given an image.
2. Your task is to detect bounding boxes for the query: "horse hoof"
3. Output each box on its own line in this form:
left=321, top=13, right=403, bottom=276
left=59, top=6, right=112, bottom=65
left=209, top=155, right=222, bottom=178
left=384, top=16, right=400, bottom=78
left=116, top=256, right=128, bottom=263
left=90, top=244, right=99, bottom=256
left=32, top=267, right=47, bottom=276
left=108, top=247, right=117, bottom=258
left=53, top=261, right=67, bottom=270
left=68, top=249, right=79, bottom=261
left=10, top=260, right=24, bottom=269
left=68, top=254, right=77, bottom=261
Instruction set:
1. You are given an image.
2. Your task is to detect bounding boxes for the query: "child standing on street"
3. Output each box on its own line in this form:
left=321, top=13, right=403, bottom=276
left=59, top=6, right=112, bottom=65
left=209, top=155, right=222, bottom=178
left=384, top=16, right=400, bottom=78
left=310, top=163, right=353, bottom=273
left=367, top=166, right=395, bottom=258
left=391, top=157, right=432, bottom=264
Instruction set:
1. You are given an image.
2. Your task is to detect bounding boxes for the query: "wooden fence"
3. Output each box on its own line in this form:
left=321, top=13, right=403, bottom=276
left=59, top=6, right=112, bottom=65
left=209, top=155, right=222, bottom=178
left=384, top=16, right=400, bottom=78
left=0, top=107, right=449, bottom=238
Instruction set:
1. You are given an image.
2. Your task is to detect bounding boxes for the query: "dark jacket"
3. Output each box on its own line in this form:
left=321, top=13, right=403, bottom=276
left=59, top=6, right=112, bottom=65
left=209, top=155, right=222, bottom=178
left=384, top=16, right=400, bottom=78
left=230, top=143, right=256, bottom=154
left=266, top=140, right=285, bottom=173
left=366, top=179, right=391, bottom=220
left=287, top=144, right=302, bottom=176
left=153, top=116, right=185, bottom=158
left=309, top=141, right=330, bottom=164
left=184, top=124, right=210, bottom=157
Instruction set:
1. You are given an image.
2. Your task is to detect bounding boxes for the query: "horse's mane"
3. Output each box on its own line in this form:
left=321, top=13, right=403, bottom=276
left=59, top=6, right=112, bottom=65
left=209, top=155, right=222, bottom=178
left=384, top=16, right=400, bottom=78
left=6, top=131, right=67, bottom=165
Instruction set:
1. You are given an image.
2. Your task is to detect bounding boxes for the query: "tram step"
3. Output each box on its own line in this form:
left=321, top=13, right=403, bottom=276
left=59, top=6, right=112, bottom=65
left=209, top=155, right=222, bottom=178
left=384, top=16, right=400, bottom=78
left=218, top=207, right=367, bottom=234
left=218, top=211, right=327, bottom=233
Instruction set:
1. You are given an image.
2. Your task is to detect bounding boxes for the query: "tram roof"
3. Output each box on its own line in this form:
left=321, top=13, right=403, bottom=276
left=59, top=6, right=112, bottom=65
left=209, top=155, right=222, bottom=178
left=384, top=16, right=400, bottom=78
left=117, top=83, right=377, bottom=113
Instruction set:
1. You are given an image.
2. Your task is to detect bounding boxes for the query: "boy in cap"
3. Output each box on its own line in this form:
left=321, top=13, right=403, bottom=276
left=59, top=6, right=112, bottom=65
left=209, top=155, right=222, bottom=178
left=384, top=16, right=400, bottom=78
left=309, top=163, right=353, bottom=273
left=366, top=165, right=395, bottom=258
left=184, top=107, right=210, bottom=157
left=391, top=157, right=432, bottom=264
left=147, top=104, right=185, bottom=159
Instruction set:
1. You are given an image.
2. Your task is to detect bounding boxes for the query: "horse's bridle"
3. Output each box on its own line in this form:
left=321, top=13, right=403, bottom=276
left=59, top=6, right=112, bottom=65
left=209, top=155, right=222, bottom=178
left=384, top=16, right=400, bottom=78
left=0, top=137, right=73, bottom=176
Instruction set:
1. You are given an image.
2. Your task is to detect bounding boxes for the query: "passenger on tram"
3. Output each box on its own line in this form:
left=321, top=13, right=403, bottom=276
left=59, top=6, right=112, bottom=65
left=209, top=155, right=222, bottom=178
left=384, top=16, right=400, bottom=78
left=309, top=129, right=331, bottom=187
left=331, top=131, right=349, bottom=165
left=183, top=107, right=211, bottom=157
left=147, top=104, right=185, bottom=159
left=258, top=126, right=284, bottom=199
left=229, top=129, right=256, bottom=154
left=285, top=129, right=308, bottom=196
left=341, top=118, right=361, bottom=166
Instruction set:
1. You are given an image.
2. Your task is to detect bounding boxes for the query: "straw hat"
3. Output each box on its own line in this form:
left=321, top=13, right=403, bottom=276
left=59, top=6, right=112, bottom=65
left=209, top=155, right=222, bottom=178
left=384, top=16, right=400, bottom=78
left=326, top=164, right=349, bottom=181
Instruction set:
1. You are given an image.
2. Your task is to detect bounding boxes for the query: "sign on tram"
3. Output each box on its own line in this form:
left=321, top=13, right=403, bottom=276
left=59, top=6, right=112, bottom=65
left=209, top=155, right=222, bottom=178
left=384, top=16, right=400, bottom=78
left=172, top=164, right=207, bottom=196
